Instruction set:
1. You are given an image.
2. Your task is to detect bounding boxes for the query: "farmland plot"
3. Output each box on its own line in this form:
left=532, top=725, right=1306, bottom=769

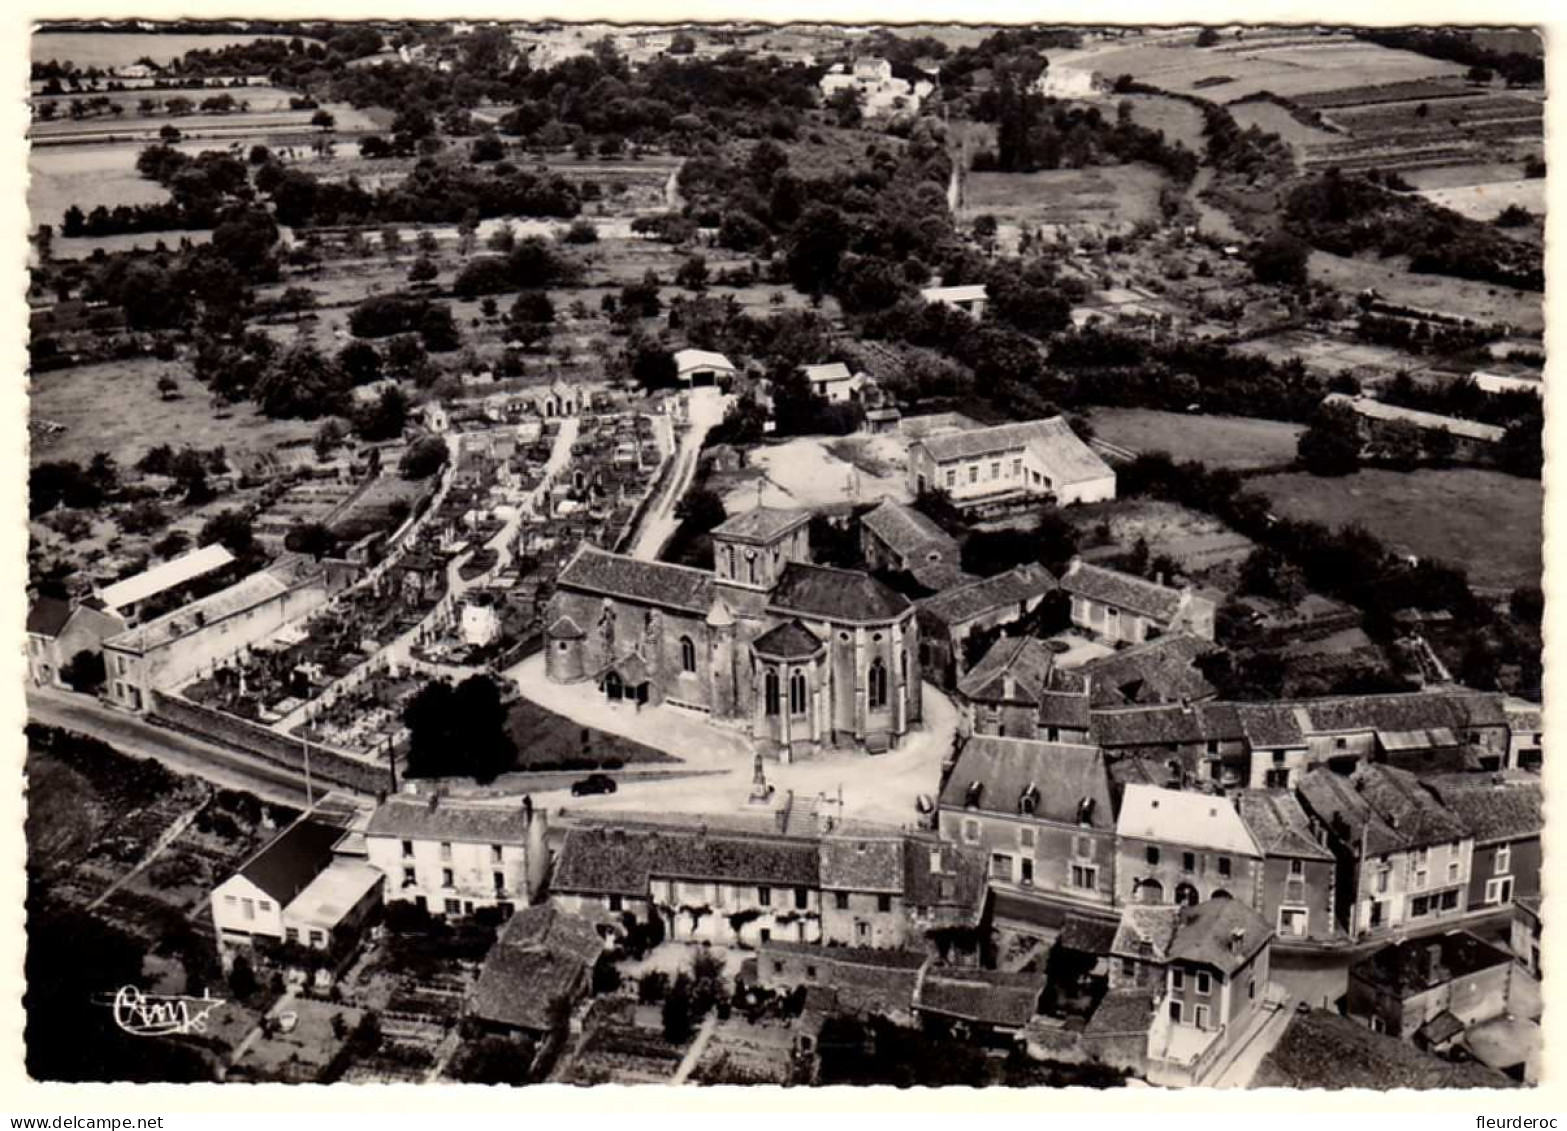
left=32, top=31, right=312, bottom=69
left=1416, top=179, right=1545, bottom=222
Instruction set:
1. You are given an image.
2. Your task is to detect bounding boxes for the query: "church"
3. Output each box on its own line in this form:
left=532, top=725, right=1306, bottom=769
left=544, top=507, right=924, bottom=759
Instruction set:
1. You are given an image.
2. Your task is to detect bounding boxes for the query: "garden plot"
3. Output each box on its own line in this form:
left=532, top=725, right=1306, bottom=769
left=1071, top=498, right=1254, bottom=575
left=1305, top=251, right=1544, bottom=334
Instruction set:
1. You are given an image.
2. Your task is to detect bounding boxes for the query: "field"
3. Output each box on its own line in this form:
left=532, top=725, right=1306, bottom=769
left=1086, top=407, right=1303, bottom=469
left=29, top=356, right=318, bottom=469
left=965, top=164, right=1170, bottom=232
left=32, top=31, right=312, bottom=70
left=1109, top=93, right=1207, bottom=150
left=1230, top=330, right=1429, bottom=377
left=1306, top=250, right=1544, bottom=333
left=1416, top=179, right=1545, bottom=223
left=27, top=141, right=178, bottom=227
left=504, top=698, right=676, bottom=770
left=1059, top=30, right=1465, bottom=105
left=1227, top=100, right=1339, bottom=149
left=1251, top=467, right=1542, bottom=591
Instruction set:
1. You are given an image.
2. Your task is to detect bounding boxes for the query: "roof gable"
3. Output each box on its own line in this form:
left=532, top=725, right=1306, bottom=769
left=1116, top=784, right=1261, bottom=857
left=940, top=737, right=1114, bottom=829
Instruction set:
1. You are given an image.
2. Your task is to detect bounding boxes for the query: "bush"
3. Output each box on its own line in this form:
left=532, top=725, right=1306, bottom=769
left=399, top=437, right=449, bottom=480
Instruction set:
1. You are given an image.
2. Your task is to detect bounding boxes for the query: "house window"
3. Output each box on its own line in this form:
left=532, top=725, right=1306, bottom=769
left=1411, top=895, right=1430, bottom=918
left=764, top=669, right=781, bottom=716
left=224, top=895, right=236, bottom=906
left=1496, top=845, right=1512, bottom=875
left=758, top=886, right=772, bottom=907
left=258, top=901, right=272, bottom=912
left=1146, top=846, right=1161, bottom=866
left=1334, top=737, right=1348, bottom=750
left=795, top=887, right=809, bottom=910
left=1413, top=868, right=1428, bottom=891
left=1182, top=852, right=1196, bottom=873
left=286, top=928, right=299, bottom=943
left=1447, top=860, right=1460, bottom=884
left=990, top=461, right=1000, bottom=479
left=1414, top=847, right=1428, bottom=867
left=1290, top=858, right=1304, bottom=877
left=1195, top=1004, right=1211, bottom=1029
left=1169, top=1001, right=1183, bottom=1024
left=1218, top=857, right=1232, bottom=878
left=968, top=466, right=978, bottom=484
left=789, top=669, right=808, bottom=715
left=491, top=845, right=504, bottom=864
left=835, top=892, right=850, bottom=911
left=309, top=930, right=325, bottom=947
left=856, top=922, right=870, bottom=942
left=1485, top=877, right=1514, bottom=905
left=442, top=868, right=454, bottom=888
left=608, top=894, right=623, bottom=912
left=1279, top=908, right=1308, bottom=937
left=1020, top=859, right=1034, bottom=886
left=1376, top=863, right=1391, bottom=894
left=1019, top=827, right=1036, bottom=850
left=760, top=929, right=771, bottom=943
left=402, top=867, right=416, bottom=887
left=242, top=899, right=255, bottom=921
left=1195, top=972, right=1212, bottom=997
left=868, top=659, right=888, bottom=710
left=1047, top=727, right=1060, bottom=742
left=962, top=818, right=980, bottom=845
left=945, top=469, right=956, bottom=489
left=1071, top=864, right=1097, bottom=890
left=680, top=636, right=696, bottom=673
left=1172, top=969, right=1185, bottom=991
left=1121, top=957, right=1135, bottom=979
left=807, top=965, right=818, bottom=978
left=1012, top=458, right=1022, bottom=478
left=402, top=839, right=414, bottom=858
left=1440, top=889, right=1459, bottom=912
left=1207, top=740, right=1219, bottom=755
left=878, top=894, right=893, bottom=913
left=493, top=871, right=505, bottom=893
left=444, top=899, right=461, bottom=916
left=990, top=853, right=1011, bottom=879
left=773, top=960, right=785, bottom=974
left=440, top=842, right=453, bottom=861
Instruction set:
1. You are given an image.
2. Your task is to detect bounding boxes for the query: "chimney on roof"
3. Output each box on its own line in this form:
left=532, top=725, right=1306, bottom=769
left=965, top=781, right=984, bottom=809
left=1230, top=927, right=1246, bottom=954
left=1077, top=796, right=1095, bottom=827
left=522, top=793, right=534, bottom=822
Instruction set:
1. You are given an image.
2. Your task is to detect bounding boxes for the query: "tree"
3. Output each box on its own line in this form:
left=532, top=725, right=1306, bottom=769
left=34, top=223, right=53, bottom=264
left=675, top=255, right=709, bottom=292
left=310, top=109, right=336, bottom=131
left=279, top=286, right=318, bottom=321
left=416, top=229, right=440, bottom=258
left=355, top=386, right=409, bottom=442
left=228, top=955, right=258, bottom=1002
left=402, top=674, right=517, bottom=783
left=338, top=341, right=382, bottom=385
left=408, top=256, right=439, bottom=286
left=418, top=304, right=462, bottom=352
left=285, top=522, right=336, bottom=559
left=675, top=486, right=726, bottom=535
left=380, top=225, right=404, bottom=263
left=60, top=649, right=107, bottom=694
left=198, top=510, right=255, bottom=557
left=1196, top=27, right=1222, bottom=46
left=400, top=436, right=449, bottom=480
left=1297, top=404, right=1361, bottom=476
left=630, top=344, right=678, bottom=391
left=661, top=973, right=694, bottom=1044
left=563, top=220, right=598, bottom=245
left=314, top=418, right=346, bottom=459
left=1247, top=234, right=1310, bottom=288
left=87, top=452, right=119, bottom=495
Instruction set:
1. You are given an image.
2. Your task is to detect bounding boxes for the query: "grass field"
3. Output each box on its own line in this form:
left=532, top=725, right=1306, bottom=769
left=1251, top=467, right=1542, bottom=590
left=966, top=164, right=1170, bottom=230
left=30, top=356, right=317, bottom=469
left=1086, top=407, right=1303, bottom=469
left=32, top=31, right=308, bottom=69
left=1230, top=330, right=1429, bottom=377
left=505, top=698, right=676, bottom=769
left=1114, top=93, right=1207, bottom=151
left=1307, top=250, right=1544, bottom=334
left=1228, top=100, right=1340, bottom=149
left=1416, top=179, right=1545, bottom=222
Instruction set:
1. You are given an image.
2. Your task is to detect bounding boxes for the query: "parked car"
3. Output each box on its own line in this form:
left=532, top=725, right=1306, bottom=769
left=571, top=773, right=617, bottom=797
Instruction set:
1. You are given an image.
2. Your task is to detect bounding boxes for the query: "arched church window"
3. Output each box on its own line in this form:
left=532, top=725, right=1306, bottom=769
left=764, top=669, right=780, bottom=716
left=790, top=669, right=807, bottom=715
left=680, top=636, right=696, bottom=673
left=868, top=658, right=888, bottom=709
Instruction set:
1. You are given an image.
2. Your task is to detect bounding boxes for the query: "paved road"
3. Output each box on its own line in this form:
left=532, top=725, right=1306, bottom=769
left=28, top=687, right=310, bottom=806
left=624, top=388, right=730, bottom=562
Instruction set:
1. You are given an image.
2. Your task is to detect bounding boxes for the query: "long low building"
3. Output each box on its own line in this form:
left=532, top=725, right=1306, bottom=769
left=906, top=417, right=1116, bottom=509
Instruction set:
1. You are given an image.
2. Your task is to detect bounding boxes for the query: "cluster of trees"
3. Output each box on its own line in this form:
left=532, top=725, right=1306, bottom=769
left=936, top=26, right=1081, bottom=90
left=402, top=674, right=516, bottom=784
left=452, top=238, right=583, bottom=299
left=975, top=87, right=1199, bottom=183
left=348, top=292, right=461, bottom=351
left=1357, top=28, right=1543, bottom=88
left=1354, top=312, right=1502, bottom=357
left=1283, top=170, right=1543, bottom=292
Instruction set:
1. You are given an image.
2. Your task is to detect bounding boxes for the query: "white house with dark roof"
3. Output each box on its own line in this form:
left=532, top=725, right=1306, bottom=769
left=800, top=362, right=871, bottom=404
left=919, top=283, right=989, bottom=318
left=1060, top=559, right=1216, bottom=645
left=95, top=543, right=236, bottom=626
left=906, top=417, right=1115, bottom=508
left=26, top=595, right=126, bottom=689
left=210, top=815, right=383, bottom=961
left=365, top=793, right=549, bottom=919
left=1114, top=784, right=1265, bottom=912
left=545, top=505, right=923, bottom=757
